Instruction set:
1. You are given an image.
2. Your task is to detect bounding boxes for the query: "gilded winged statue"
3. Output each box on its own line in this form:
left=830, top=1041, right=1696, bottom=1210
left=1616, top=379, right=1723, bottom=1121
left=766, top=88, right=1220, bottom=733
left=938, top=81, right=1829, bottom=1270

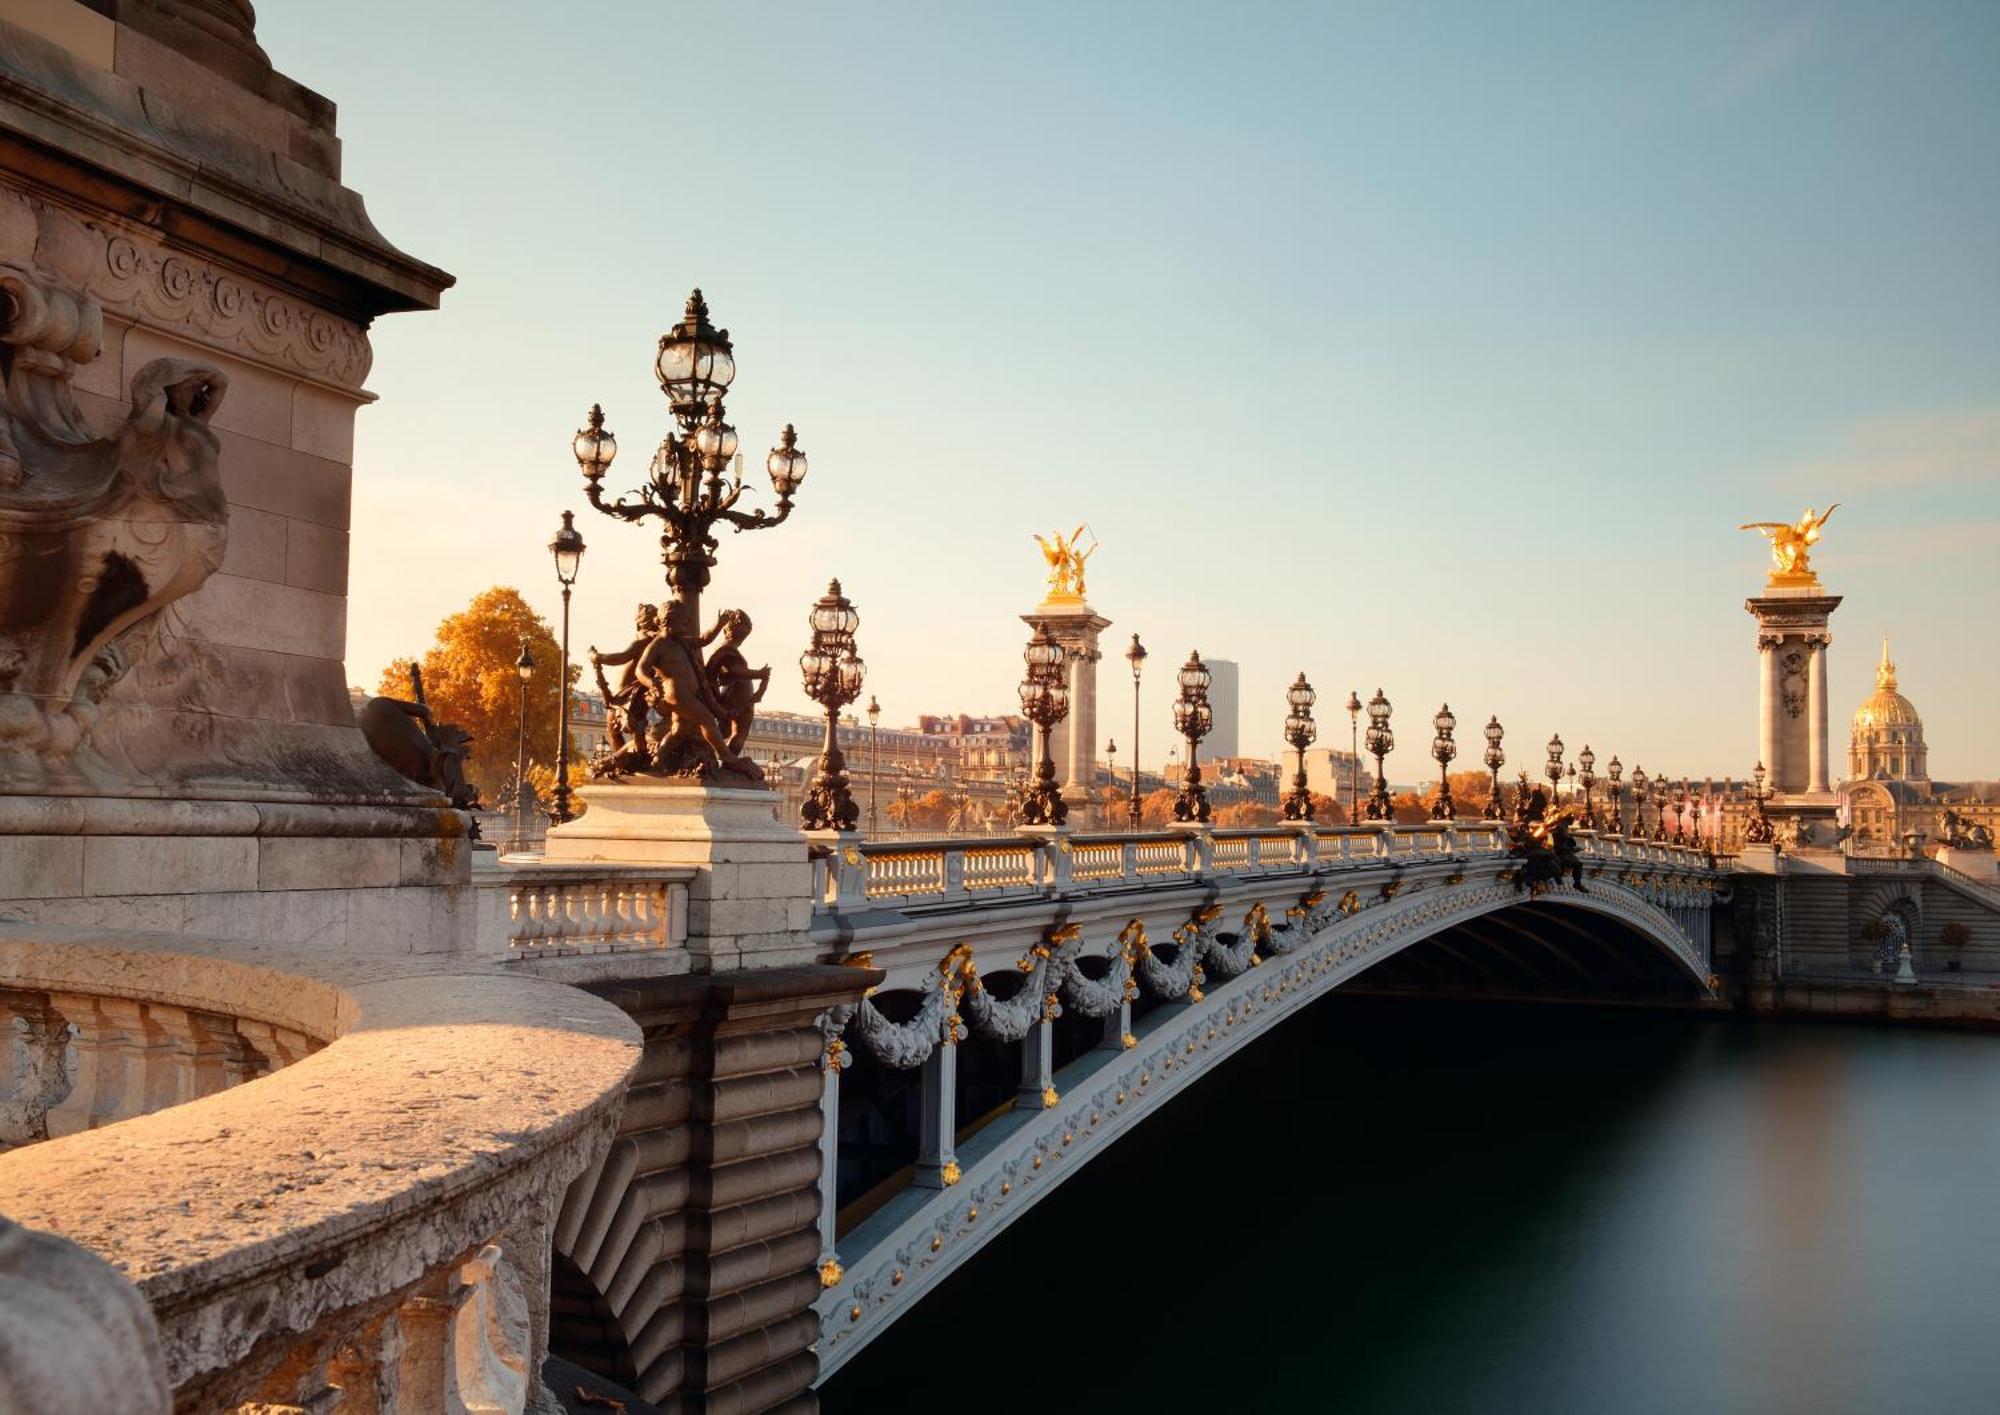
left=1741, top=504, right=1839, bottom=579
left=1033, top=524, right=1098, bottom=599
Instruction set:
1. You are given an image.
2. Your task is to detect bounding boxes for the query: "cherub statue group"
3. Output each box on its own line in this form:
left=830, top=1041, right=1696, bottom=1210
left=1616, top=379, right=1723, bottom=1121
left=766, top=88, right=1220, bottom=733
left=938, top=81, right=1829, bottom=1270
left=589, top=603, right=770, bottom=784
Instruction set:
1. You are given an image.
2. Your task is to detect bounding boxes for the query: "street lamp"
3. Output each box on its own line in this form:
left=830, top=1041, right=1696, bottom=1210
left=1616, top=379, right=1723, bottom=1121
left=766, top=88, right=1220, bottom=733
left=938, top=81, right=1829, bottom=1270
left=1606, top=756, right=1624, bottom=834
left=1545, top=733, right=1564, bottom=806
left=799, top=580, right=864, bottom=831
left=866, top=695, right=881, bottom=835
left=1281, top=673, right=1318, bottom=822
left=1430, top=703, right=1457, bottom=821
left=1017, top=622, right=1071, bottom=826
left=1630, top=766, right=1649, bottom=837
left=1746, top=761, right=1776, bottom=844
left=1671, top=779, right=1687, bottom=844
left=1654, top=777, right=1671, bottom=841
left=547, top=511, right=587, bottom=824
left=1124, top=634, right=1147, bottom=829
left=1171, top=651, right=1213, bottom=824
left=1363, top=689, right=1394, bottom=821
left=572, top=289, right=809, bottom=782
left=1106, top=737, right=1118, bottom=823
left=1577, top=745, right=1597, bottom=829
left=512, top=639, right=535, bottom=843
left=1482, top=716, right=1505, bottom=820
left=1346, top=691, right=1364, bottom=825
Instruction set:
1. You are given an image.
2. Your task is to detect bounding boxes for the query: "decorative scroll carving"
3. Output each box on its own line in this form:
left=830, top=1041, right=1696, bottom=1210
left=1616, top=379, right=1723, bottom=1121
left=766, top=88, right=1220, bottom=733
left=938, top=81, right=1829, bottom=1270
left=0, top=265, right=229, bottom=786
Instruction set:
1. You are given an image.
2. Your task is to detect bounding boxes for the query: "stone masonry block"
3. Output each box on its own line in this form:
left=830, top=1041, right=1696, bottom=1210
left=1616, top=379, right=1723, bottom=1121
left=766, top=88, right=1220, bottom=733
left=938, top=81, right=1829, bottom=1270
left=0, top=837, right=84, bottom=899
left=256, top=837, right=401, bottom=891
left=81, top=837, right=257, bottom=896
left=215, top=429, right=351, bottom=529
left=290, top=382, right=360, bottom=463
left=284, top=517, right=349, bottom=595
left=219, top=504, right=288, bottom=583
left=179, top=572, right=346, bottom=660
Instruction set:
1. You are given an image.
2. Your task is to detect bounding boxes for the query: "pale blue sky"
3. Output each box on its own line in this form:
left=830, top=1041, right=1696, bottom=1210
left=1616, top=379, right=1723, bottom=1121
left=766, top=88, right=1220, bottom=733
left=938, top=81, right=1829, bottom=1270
left=258, top=1, right=2000, bottom=779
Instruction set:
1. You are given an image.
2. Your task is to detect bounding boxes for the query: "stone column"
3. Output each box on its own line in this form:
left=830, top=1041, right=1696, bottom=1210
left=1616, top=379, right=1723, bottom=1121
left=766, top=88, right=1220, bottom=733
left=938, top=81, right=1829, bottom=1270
left=914, top=1043, right=959, bottom=1189
left=1808, top=637, right=1831, bottom=794
left=1758, top=635, right=1781, bottom=783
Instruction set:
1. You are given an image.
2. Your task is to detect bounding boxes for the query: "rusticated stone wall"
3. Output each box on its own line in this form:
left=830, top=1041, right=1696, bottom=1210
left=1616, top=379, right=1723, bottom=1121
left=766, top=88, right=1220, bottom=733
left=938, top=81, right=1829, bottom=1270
left=551, top=965, right=876, bottom=1413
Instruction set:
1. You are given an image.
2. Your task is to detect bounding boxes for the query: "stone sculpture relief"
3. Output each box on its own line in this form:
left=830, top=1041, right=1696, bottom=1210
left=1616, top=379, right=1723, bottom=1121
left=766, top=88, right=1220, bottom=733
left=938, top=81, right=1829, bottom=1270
left=0, top=263, right=229, bottom=788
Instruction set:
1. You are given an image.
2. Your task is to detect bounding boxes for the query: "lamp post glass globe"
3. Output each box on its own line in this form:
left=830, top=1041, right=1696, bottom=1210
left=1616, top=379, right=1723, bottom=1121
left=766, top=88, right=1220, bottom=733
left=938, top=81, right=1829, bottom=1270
left=1017, top=622, right=1071, bottom=827
left=1363, top=689, right=1394, bottom=821
left=1170, top=651, right=1213, bottom=824
left=800, top=580, right=864, bottom=832
left=1428, top=702, right=1457, bottom=821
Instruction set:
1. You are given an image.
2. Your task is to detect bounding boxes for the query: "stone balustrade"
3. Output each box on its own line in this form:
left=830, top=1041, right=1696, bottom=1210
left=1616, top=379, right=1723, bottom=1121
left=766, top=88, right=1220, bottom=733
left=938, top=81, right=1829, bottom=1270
left=0, top=923, right=641, bottom=1411
left=474, top=857, right=693, bottom=966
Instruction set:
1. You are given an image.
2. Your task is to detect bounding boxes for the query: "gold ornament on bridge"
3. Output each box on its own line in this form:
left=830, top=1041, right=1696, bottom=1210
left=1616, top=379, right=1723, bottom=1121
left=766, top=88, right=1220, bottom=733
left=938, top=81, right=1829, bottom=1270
left=1740, top=504, right=1839, bottom=586
left=1033, top=523, right=1098, bottom=602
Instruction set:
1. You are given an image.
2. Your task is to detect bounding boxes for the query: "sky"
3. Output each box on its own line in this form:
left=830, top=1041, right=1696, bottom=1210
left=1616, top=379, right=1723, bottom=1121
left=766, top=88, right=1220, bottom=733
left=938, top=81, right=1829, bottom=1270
left=256, top=1, right=2000, bottom=780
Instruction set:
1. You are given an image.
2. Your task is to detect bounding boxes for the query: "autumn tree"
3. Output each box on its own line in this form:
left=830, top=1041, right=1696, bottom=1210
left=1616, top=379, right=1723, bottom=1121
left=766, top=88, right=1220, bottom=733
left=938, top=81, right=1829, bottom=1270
left=887, top=789, right=955, bottom=833
left=1214, top=802, right=1279, bottom=828
left=1138, top=787, right=1180, bottom=829
left=379, top=587, right=575, bottom=800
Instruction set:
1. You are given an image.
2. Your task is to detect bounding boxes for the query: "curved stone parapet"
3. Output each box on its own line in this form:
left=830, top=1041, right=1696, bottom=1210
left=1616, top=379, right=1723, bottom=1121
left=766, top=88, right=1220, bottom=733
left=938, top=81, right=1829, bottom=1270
left=0, top=923, right=642, bottom=1411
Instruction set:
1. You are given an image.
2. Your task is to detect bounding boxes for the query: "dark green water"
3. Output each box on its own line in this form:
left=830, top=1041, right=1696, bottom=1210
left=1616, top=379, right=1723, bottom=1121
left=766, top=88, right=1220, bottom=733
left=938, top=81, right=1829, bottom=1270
left=823, top=997, right=2000, bottom=1415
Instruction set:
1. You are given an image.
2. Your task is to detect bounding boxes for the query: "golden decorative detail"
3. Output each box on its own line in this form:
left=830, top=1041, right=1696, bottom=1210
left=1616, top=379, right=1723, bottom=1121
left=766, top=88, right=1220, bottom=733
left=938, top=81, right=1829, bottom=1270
left=1380, top=878, right=1404, bottom=900
left=1288, top=888, right=1327, bottom=920
left=1445, top=871, right=1465, bottom=886
left=1045, top=922, right=1083, bottom=947
left=819, top=1257, right=844, bottom=1287
left=1033, top=1155, right=1044, bottom=1170
left=930, top=1234, right=944, bottom=1251
left=1061, top=1131, right=1074, bottom=1147
left=1115, top=1090, right=1126, bottom=1105
left=1000, top=1181, right=1012, bottom=1196
left=840, top=951, right=875, bottom=969
left=1122, top=1032, right=1137, bottom=1049
left=966, top=1206, right=979, bottom=1222
left=1057, top=835, right=1073, bottom=854
left=1139, top=1070, right=1150, bottom=1086
left=892, top=1268, right=905, bottom=1285
left=850, top=1305, right=863, bottom=1321
left=1741, top=504, right=1838, bottom=585
left=1042, top=1085, right=1060, bottom=1108
left=1033, top=523, right=1098, bottom=601
left=822, top=1038, right=846, bottom=1073
left=842, top=846, right=862, bottom=866
left=1338, top=890, right=1361, bottom=916
left=940, top=1161, right=961, bottom=1186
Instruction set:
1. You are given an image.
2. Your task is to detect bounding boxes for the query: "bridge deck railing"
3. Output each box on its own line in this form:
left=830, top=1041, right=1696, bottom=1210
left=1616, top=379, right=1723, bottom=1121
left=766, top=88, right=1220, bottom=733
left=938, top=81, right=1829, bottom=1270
left=815, top=821, right=1708, bottom=911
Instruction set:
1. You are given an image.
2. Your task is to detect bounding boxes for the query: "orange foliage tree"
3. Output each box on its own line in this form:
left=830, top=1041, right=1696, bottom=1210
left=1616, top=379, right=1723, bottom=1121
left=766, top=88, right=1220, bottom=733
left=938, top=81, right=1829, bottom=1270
left=379, top=587, right=574, bottom=800
left=1214, top=802, right=1280, bottom=827
left=887, top=789, right=956, bottom=832
left=1138, top=787, right=1180, bottom=829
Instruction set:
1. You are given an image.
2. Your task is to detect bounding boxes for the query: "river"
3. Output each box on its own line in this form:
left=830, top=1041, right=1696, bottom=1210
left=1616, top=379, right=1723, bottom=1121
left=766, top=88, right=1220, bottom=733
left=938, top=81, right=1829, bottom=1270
left=822, top=996, right=2000, bottom=1414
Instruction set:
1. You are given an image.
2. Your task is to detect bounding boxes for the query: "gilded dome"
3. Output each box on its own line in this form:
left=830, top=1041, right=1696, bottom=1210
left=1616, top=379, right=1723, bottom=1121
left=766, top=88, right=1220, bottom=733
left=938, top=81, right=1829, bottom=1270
left=1853, top=638, right=1920, bottom=732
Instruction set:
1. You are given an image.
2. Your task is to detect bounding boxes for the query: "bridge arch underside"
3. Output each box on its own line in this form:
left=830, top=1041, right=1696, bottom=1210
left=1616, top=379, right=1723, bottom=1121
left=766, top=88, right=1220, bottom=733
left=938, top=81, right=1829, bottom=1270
left=1351, top=895, right=1711, bottom=1003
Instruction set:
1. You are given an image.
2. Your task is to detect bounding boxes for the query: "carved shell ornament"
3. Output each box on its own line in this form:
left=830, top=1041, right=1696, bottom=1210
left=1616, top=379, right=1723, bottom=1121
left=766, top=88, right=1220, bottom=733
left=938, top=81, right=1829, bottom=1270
left=0, top=264, right=229, bottom=785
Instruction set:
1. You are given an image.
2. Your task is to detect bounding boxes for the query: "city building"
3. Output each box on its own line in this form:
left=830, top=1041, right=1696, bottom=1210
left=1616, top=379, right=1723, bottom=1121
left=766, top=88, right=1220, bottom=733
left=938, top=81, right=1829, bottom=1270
left=1839, top=639, right=2000, bottom=848
left=1205, top=658, right=1241, bottom=760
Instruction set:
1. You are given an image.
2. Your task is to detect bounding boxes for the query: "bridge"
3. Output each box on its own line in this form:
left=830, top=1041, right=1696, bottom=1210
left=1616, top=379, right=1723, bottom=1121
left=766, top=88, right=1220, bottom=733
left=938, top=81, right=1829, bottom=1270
left=539, top=819, right=1719, bottom=1398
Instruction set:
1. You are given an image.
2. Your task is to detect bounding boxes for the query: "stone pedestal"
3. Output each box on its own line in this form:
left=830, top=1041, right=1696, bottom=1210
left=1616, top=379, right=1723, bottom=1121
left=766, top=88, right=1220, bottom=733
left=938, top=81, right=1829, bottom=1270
left=1747, top=581, right=1841, bottom=838
left=544, top=784, right=815, bottom=971
left=1022, top=597, right=1110, bottom=827
left=1938, top=846, right=1999, bottom=883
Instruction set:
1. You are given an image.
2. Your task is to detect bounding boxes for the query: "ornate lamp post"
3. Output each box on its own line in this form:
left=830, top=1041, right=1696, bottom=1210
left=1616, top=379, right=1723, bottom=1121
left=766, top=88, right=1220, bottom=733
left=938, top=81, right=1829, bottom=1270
left=1124, top=634, right=1147, bottom=829
left=512, top=639, right=535, bottom=842
left=865, top=695, right=881, bottom=835
left=1606, top=756, right=1623, bottom=834
left=1674, top=778, right=1690, bottom=845
left=799, top=580, right=864, bottom=831
left=1281, top=673, right=1317, bottom=822
left=1545, top=733, right=1564, bottom=806
left=1746, top=761, right=1776, bottom=844
left=1653, top=777, right=1671, bottom=841
left=1630, top=766, right=1649, bottom=837
left=1017, top=622, right=1071, bottom=826
left=1482, top=716, right=1505, bottom=819
left=546, top=512, right=586, bottom=824
left=1576, top=744, right=1596, bottom=829
left=1363, top=689, right=1394, bottom=821
left=1171, top=652, right=1213, bottom=824
left=1565, top=760, right=1577, bottom=806
left=1346, top=691, right=1364, bottom=825
left=571, top=290, right=809, bottom=782
left=1430, top=703, right=1458, bottom=820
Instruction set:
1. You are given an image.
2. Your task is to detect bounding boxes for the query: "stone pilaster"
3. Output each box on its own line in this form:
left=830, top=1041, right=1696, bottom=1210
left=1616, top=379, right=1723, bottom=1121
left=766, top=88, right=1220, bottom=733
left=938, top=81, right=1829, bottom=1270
left=551, top=964, right=880, bottom=1413
left=1746, top=587, right=1841, bottom=845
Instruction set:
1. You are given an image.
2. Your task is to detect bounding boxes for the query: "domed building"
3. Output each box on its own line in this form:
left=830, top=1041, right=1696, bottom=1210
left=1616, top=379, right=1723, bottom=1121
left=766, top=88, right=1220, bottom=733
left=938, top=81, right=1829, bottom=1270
left=1841, top=637, right=2000, bottom=848
left=1849, top=638, right=1929, bottom=788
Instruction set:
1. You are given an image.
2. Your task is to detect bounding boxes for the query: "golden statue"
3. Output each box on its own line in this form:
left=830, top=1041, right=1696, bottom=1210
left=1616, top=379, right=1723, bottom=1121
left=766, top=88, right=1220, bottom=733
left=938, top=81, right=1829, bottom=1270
left=1741, top=504, right=1839, bottom=583
left=1033, top=524, right=1098, bottom=600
